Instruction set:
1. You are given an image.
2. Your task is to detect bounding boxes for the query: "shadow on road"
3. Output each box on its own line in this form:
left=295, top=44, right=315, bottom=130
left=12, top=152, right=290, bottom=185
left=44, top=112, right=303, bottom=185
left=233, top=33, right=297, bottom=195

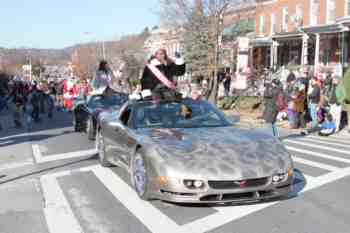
left=0, top=131, right=72, bottom=147
left=0, top=154, right=98, bottom=185
left=0, top=111, right=75, bottom=147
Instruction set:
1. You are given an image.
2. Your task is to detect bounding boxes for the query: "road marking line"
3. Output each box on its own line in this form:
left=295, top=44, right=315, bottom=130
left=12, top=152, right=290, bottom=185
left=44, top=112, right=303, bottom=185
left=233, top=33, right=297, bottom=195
left=0, top=160, right=33, bottom=172
left=306, top=166, right=350, bottom=191
left=32, top=144, right=43, bottom=163
left=0, top=140, right=14, bottom=146
left=307, top=135, right=349, bottom=144
left=297, top=137, right=350, bottom=149
left=31, top=144, right=97, bottom=163
left=284, top=139, right=350, bottom=155
left=330, top=134, right=350, bottom=140
left=92, top=165, right=183, bottom=233
left=301, top=173, right=315, bottom=182
left=292, top=156, right=339, bottom=171
left=0, top=133, right=29, bottom=141
left=286, top=146, right=350, bottom=164
left=40, top=175, right=83, bottom=233
left=181, top=170, right=312, bottom=233
left=39, top=149, right=97, bottom=163
left=181, top=201, right=278, bottom=233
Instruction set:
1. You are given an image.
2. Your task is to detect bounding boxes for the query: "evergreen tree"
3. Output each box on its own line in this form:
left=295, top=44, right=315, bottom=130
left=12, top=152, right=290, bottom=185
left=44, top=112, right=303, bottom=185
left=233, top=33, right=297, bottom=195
left=183, top=3, right=213, bottom=78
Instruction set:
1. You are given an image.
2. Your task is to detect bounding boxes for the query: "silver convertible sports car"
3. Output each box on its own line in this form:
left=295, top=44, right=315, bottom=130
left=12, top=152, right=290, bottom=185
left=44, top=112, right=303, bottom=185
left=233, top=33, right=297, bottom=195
left=96, top=98, right=294, bottom=203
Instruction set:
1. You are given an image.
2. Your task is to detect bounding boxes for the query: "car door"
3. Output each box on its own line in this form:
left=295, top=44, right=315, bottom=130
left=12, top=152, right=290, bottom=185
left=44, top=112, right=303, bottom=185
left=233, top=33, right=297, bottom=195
left=103, top=105, right=135, bottom=165
left=115, top=106, right=137, bottom=165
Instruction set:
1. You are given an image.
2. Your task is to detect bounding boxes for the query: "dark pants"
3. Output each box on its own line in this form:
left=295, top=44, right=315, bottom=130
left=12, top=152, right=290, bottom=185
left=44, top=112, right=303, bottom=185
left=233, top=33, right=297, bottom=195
left=32, top=106, right=40, bottom=122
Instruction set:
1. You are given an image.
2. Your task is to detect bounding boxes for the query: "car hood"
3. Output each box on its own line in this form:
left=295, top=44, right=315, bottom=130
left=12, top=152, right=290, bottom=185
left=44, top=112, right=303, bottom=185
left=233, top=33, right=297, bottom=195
left=136, top=127, right=292, bottom=180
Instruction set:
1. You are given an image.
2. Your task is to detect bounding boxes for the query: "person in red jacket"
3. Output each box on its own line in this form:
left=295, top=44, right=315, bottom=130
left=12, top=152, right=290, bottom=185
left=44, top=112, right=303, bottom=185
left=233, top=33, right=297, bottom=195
left=63, top=78, right=77, bottom=111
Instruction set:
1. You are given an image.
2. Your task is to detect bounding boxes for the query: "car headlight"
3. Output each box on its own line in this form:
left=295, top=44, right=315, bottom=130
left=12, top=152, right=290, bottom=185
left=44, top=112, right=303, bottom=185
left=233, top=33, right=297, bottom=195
left=183, top=179, right=205, bottom=189
left=272, top=168, right=293, bottom=184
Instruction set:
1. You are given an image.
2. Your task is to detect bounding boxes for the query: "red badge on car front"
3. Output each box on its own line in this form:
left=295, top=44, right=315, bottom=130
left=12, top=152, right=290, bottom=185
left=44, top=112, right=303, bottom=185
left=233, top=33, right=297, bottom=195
left=239, top=180, right=247, bottom=188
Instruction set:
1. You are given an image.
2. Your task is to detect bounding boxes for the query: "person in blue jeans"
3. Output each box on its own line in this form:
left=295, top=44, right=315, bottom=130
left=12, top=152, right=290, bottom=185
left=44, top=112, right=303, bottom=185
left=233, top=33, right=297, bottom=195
left=307, top=77, right=321, bottom=130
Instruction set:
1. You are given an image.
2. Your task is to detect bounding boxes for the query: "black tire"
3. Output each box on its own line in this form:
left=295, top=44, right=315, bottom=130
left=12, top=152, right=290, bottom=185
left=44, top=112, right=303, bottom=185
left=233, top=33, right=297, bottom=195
left=130, top=152, right=151, bottom=200
left=87, top=117, right=95, bottom=140
left=96, top=130, right=113, bottom=167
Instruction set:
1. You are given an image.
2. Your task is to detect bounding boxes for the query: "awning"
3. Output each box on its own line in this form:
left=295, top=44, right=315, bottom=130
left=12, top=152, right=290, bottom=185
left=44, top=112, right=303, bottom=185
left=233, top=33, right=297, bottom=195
left=271, top=32, right=303, bottom=41
left=222, top=19, right=255, bottom=37
left=302, top=23, right=346, bottom=34
left=249, top=37, right=272, bottom=47
left=336, top=16, right=350, bottom=25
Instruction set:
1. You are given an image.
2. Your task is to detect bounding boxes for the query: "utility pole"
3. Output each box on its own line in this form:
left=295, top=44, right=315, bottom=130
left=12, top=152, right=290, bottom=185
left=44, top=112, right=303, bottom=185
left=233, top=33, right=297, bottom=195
left=102, top=40, right=106, bottom=60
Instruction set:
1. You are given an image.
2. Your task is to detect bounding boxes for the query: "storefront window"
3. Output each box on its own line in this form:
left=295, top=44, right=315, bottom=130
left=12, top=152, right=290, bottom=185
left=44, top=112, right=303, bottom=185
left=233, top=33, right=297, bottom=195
left=295, top=5, right=303, bottom=26
left=282, top=7, right=288, bottom=32
left=270, top=13, right=276, bottom=35
left=277, top=39, right=302, bottom=67
left=310, top=0, right=319, bottom=26
left=326, top=0, right=335, bottom=24
left=259, top=15, right=265, bottom=34
left=319, top=33, right=341, bottom=66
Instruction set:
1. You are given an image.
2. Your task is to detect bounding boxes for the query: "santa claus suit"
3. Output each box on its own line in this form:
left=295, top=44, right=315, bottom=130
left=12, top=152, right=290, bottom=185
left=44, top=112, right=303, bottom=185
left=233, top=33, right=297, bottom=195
left=63, top=79, right=77, bottom=111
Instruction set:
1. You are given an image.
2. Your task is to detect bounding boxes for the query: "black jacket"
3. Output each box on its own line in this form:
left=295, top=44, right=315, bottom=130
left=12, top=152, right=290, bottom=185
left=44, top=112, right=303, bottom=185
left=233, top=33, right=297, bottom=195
left=141, top=59, right=186, bottom=91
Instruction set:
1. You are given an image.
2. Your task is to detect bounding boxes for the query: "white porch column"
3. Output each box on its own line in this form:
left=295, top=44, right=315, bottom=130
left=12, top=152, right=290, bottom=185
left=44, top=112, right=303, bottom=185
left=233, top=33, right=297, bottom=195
left=271, top=41, right=279, bottom=69
left=301, top=34, right=309, bottom=65
left=315, top=33, right=320, bottom=67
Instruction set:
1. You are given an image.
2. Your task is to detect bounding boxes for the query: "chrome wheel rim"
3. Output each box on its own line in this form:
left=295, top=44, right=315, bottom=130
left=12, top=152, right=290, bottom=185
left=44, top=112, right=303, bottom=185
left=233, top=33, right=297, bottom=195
left=133, top=154, right=147, bottom=196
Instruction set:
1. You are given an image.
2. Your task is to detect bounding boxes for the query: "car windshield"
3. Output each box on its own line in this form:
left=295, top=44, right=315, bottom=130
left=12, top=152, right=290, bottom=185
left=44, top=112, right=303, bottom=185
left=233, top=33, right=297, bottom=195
left=88, top=94, right=127, bottom=109
left=133, top=99, right=230, bottom=129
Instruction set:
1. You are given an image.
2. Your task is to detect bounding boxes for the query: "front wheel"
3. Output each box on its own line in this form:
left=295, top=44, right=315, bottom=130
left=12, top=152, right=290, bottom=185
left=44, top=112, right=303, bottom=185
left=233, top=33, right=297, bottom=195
left=130, top=152, right=151, bottom=200
left=96, top=130, right=113, bottom=167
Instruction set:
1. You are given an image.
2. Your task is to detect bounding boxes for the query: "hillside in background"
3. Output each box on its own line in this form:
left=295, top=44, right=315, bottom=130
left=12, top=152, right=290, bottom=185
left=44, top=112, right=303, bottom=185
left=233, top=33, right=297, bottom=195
left=0, top=27, right=150, bottom=76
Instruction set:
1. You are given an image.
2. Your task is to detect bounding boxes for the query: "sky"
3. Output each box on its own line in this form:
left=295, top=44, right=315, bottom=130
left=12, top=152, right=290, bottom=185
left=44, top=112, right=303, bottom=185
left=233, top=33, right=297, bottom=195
left=0, top=0, right=160, bottom=49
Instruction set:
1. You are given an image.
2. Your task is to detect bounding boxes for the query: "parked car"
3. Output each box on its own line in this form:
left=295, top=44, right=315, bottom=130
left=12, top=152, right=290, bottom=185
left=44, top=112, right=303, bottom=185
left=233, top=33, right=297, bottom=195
left=73, top=91, right=128, bottom=140
left=96, top=97, right=294, bottom=204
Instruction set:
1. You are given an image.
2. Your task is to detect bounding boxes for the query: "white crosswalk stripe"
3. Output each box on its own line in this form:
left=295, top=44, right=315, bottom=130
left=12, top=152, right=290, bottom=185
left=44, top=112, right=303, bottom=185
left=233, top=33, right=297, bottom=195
left=41, top=174, right=84, bottom=233
left=284, top=139, right=350, bottom=155
left=91, top=165, right=183, bottom=233
left=296, top=137, right=350, bottom=149
left=292, top=156, right=340, bottom=171
left=307, top=135, right=350, bottom=144
left=285, top=146, right=350, bottom=164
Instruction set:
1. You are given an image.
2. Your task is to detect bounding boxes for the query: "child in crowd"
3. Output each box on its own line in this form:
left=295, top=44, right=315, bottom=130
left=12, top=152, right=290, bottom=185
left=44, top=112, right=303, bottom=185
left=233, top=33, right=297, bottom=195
left=319, top=114, right=336, bottom=136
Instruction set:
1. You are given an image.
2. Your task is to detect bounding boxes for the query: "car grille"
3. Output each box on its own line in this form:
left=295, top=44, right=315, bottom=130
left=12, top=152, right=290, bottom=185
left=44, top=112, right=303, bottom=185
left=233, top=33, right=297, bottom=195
left=208, top=177, right=269, bottom=190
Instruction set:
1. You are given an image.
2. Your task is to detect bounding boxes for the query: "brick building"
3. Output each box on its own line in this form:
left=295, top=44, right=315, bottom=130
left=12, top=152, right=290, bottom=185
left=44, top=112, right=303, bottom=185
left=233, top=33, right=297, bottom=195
left=254, top=0, right=350, bottom=76
left=143, top=26, right=184, bottom=59
left=221, top=1, right=256, bottom=72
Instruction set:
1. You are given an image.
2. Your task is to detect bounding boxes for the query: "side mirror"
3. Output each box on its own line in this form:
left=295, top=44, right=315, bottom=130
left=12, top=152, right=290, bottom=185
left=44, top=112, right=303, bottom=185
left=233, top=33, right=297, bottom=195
left=226, top=115, right=240, bottom=125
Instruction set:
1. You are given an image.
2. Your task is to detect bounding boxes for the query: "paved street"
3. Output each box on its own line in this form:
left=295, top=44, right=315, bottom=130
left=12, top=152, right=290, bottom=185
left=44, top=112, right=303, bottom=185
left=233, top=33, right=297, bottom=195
left=1, top=110, right=350, bottom=233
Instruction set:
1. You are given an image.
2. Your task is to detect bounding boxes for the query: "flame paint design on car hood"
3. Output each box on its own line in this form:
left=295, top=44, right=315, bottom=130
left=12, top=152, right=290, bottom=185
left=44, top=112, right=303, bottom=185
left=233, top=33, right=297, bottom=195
left=136, top=127, right=292, bottom=180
